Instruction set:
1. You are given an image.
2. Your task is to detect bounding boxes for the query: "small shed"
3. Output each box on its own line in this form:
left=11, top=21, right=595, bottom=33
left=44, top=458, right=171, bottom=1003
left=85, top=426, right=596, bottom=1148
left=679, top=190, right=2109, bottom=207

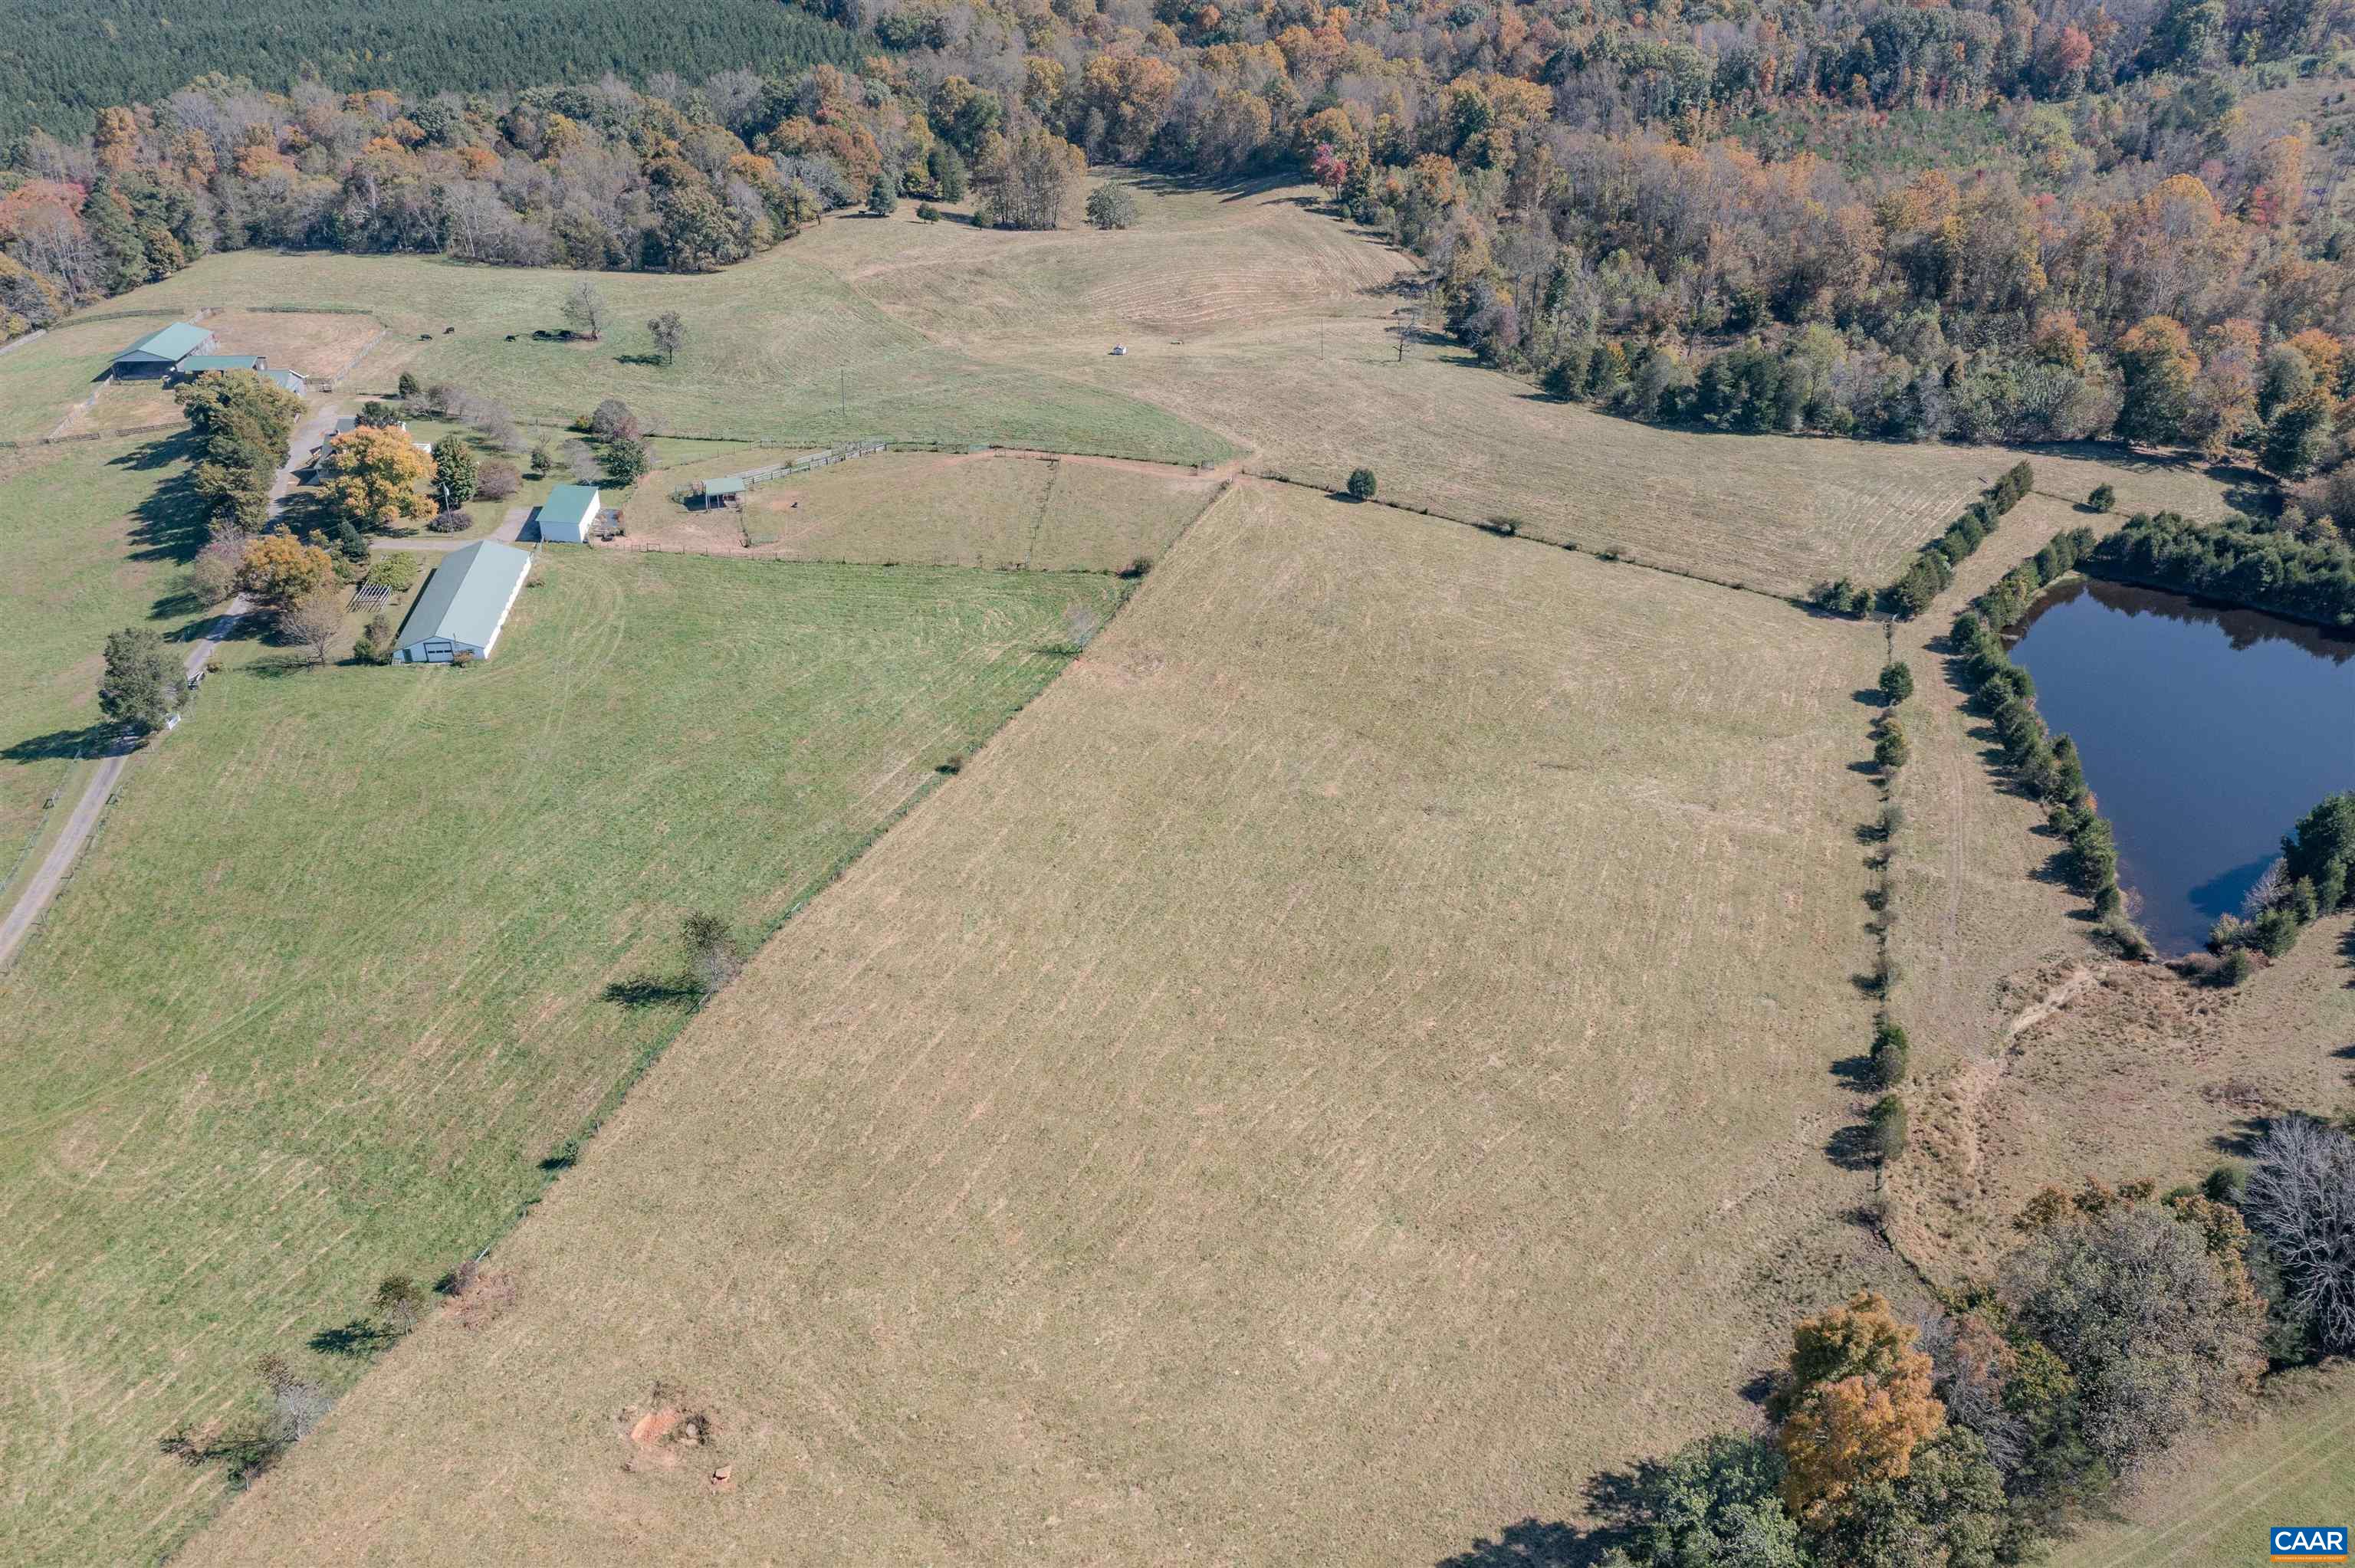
left=390, top=540, right=533, bottom=663
left=113, top=323, right=215, bottom=376
left=260, top=368, right=308, bottom=395
left=700, top=477, right=746, bottom=507
left=538, top=484, right=602, bottom=543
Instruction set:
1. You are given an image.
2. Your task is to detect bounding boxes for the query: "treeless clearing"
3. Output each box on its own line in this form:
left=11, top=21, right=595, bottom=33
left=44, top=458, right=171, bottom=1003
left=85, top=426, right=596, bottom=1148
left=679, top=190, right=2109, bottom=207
left=199, top=308, right=384, bottom=380
left=625, top=448, right=1223, bottom=570
left=0, top=551, right=1122, bottom=1567
left=62, top=245, right=1233, bottom=463
left=801, top=182, right=2235, bottom=598
left=48, top=376, right=182, bottom=438
left=0, top=313, right=172, bottom=440
left=183, top=482, right=1905, bottom=1567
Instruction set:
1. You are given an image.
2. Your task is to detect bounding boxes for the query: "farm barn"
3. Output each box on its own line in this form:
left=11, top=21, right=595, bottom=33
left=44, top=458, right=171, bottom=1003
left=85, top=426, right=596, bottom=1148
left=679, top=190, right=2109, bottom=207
left=537, top=484, right=602, bottom=543
left=389, top=540, right=532, bottom=663
left=110, top=322, right=215, bottom=376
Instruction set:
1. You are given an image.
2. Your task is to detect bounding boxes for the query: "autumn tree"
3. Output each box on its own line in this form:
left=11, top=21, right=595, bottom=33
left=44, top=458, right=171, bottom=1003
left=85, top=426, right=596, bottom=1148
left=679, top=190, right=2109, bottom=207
left=321, top=426, right=434, bottom=531
left=281, top=591, right=345, bottom=665
left=235, top=533, right=335, bottom=615
left=974, top=126, right=1084, bottom=231
left=1774, top=1291, right=1946, bottom=1526
left=2114, top=317, right=2199, bottom=448
left=98, top=626, right=182, bottom=732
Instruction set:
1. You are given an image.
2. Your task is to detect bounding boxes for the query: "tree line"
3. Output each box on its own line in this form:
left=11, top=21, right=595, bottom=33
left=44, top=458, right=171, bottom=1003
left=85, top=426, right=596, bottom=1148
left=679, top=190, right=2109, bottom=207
left=2084, top=509, right=2355, bottom=631
left=1815, top=461, right=2035, bottom=618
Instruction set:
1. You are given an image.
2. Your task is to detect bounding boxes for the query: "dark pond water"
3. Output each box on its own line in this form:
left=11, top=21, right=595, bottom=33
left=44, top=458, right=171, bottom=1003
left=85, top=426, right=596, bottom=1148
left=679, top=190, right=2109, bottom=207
left=2005, top=579, right=2355, bottom=955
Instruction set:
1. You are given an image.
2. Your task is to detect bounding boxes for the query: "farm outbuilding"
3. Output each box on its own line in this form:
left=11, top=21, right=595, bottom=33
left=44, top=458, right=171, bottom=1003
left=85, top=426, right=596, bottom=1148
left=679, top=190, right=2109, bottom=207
left=389, top=540, right=533, bottom=663
left=112, top=323, right=215, bottom=376
left=260, top=369, right=308, bottom=395
left=537, top=484, right=602, bottom=543
left=172, top=353, right=267, bottom=380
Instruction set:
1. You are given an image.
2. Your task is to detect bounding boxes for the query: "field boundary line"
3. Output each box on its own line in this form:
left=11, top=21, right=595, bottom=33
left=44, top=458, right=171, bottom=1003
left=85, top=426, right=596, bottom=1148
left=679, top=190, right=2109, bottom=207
left=2071, top=1389, right=2355, bottom=1568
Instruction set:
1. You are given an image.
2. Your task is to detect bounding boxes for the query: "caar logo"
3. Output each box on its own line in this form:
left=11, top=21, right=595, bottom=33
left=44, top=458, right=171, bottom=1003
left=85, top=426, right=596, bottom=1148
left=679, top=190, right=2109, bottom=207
left=2273, top=1527, right=2350, bottom=1561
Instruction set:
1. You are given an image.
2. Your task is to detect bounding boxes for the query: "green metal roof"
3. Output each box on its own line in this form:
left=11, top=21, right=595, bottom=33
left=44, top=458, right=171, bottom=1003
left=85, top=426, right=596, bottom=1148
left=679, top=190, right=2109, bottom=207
left=392, top=540, right=533, bottom=655
left=178, top=354, right=264, bottom=373
left=260, top=369, right=306, bottom=392
left=117, top=322, right=212, bottom=362
left=540, top=484, right=600, bottom=531
left=704, top=477, right=747, bottom=497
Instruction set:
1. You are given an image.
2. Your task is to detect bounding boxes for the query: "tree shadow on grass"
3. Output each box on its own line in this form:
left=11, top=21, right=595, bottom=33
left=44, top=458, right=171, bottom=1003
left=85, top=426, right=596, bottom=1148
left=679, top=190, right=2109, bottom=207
left=1831, top=1052, right=1879, bottom=1091
left=601, top=975, right=700, bottom=1009
left=1436, top=1465, right=1660, bottom=1567
left=2, top=723, right=124, bottom=766
left=116, top=433, right=212, bottom=566
left=1826, top=1122, right=1881, bottom=1171
left=307, top=1318, right=393, bottom=1358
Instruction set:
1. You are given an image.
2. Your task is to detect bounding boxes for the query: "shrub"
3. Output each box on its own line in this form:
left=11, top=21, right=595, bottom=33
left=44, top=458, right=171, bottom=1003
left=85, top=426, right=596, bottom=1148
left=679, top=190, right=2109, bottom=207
left=1877, top=660, right=1914, bottom=705
left=372, top=1274, right=428, bottom=1334
left=1540, top=358, right=1582, bottom=400
left=916, top=202, right=942, bottom=221
left=1812, top=577, right=1867, bottom=616
left=2218, top=947, right=2257, bottom=985
left=1117, top=556, right=1152, bottom=579
left=450, top=649, right=475, bottom=668
left=363, top=552, right=419, bottom=591
left=354, top=612, right=396, bottom=665
left=2088, top=483, right=2117, bottom=513
left=528, top=443, right=553, bottom=476
left=2097, top=907, right=2154, bottom=959
left=1874, top=719, right=1910, bottom=772
left=477, top=461, right=520, bottom=500
left=1085, top=184, right=1138, bottom=230
left=1345, top=467, right=1377, bottom=500
left=1878, top=802, right=1905, bottom=840
left=427, top=510, right=471, bottom=533
left=1871, top=1021, right=1910, bottom=1088
left=189, top=550, right=238, bottom=605
left=1869, top=1094, right=1909, bottom=1162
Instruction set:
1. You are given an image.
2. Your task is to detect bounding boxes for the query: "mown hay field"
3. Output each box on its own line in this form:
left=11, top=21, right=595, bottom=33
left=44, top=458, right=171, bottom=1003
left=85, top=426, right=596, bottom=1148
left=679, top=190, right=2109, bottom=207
left=0, top=434, right=215, bottom=842
left=808, top=183, right=2235, bottom=599
left=626, top=447, right=1225, bottom=570
left=0, top=549, right=1123, bottom=1567
left=183, top=482, right=1903, bottom=1567
left=43, top=244, right=1233, bottom=464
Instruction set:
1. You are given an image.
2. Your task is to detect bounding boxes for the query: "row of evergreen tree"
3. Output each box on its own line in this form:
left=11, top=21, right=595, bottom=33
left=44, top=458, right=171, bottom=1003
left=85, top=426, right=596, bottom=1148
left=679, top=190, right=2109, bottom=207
left=2085, top=510, right=2355, bottom=631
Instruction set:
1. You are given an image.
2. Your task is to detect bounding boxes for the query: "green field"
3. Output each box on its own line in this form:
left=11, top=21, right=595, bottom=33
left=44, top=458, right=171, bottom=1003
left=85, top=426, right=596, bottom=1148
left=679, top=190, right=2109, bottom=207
left=17, top=248, right=1235, bottom=464
left=2047, top=1374, right=2355, bottom=1568
left=0, top=436, right=214, bottom=843
left=0, top=547, right=1123, bottom=1566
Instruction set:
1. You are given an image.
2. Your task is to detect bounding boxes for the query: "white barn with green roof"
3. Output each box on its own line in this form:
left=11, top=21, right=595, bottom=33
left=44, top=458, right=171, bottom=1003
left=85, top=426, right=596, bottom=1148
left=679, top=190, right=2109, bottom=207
left=537, top=484, right=601, bottom=543
left=113, top=322, right=215, bottom=376
left=390, top=540, right=533, bottom=663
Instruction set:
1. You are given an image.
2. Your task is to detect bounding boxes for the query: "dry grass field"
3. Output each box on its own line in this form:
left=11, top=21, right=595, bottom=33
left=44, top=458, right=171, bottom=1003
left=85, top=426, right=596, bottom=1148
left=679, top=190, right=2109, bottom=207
left=1877, top=497, right=2355, bottom=1276
left=805, top=182, right=2237, bottom=599
left=182, top=482, right=1905, bottom=1567
left=44, top=244, right=1233, bottom=464
left=0, top=308, right=377, bottom=441
left=0, top=550, right=1123, bottom=1567
left=626, top=447, right=1226, bottom=569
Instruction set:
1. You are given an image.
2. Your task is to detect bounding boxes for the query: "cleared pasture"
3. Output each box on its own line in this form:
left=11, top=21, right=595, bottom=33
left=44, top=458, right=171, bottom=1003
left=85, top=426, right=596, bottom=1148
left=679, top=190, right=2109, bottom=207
left=0, top=312, right=176, bottom=440
left=626, top=447, right=1223, bottom=569
left=0, top=549, right=1122, bottom=1567
left=182, top=481, right=1901, bottom=1567
left=57, top=246, right=1234, bottom=464
left=803, top=183, right=2235, bottom=598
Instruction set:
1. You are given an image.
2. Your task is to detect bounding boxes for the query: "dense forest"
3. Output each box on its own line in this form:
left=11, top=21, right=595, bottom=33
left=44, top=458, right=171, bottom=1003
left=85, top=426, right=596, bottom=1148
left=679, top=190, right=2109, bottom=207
left=0, top=0, right=865, bottom=140
left=8, top=0, right=2355, bottom=513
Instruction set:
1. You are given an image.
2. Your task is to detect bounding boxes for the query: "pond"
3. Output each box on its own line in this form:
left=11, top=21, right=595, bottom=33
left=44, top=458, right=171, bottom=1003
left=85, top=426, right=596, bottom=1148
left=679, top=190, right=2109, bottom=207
left=2005, top=578, right=2355, bottom=955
